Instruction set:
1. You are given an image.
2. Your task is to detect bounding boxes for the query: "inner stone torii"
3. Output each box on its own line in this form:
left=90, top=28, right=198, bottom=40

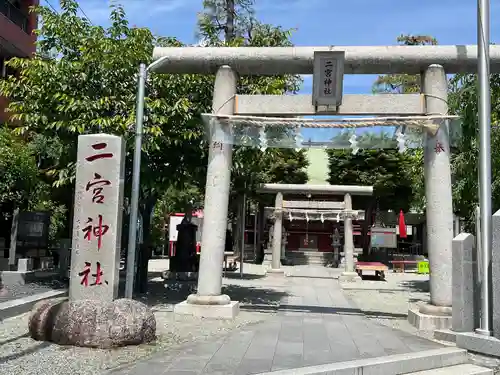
left=258, top=183, right=373, bottom=281
left=148, top=45, right=500, bottom=320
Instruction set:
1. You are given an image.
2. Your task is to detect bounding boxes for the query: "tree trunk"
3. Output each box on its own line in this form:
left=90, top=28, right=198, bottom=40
left=134, top=198, right=156, bottom=294
left=225, top=0, right=235, bottom=42
left=362, top=200, right=375, bottom=257
left=234, top=195, right=244, bottom=256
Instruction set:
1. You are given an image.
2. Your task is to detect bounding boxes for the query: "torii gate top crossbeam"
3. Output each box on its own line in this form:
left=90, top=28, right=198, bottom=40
left=152, top=45, right=500, bottom=75
left=258, top=183, right=373, bottom=196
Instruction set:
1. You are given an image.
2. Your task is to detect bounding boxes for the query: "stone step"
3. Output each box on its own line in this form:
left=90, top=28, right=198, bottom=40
left=406, top=364, right=492, bottom=374
left=287, top=251, right=334, bottom=266
left=289, top=259, right=326, bottom=265
left=257, top=348, right=468, bottom=375
left=287, top=252, right=333, bottom=258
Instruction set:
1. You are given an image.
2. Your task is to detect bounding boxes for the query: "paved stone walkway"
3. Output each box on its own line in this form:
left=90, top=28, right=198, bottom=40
left=108, top=266, right=442, bottom=375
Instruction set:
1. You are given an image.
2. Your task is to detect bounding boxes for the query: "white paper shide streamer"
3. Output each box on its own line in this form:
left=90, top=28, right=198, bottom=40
left=349, top=134, right=359, bottom=155
left=259, top=126, right=267, bottom=151
left=396, top=128, right=406, bottom=153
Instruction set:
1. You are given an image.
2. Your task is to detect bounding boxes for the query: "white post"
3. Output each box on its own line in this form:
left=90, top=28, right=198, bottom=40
left=240, top=192, right=246, bottom=278
left=281, top=231, right=287, bottom=259
left=340, top=193, right=360, bottom=281
left=421, top=65, right=454, bottom=311
left=175, top=66, right=240, bottom=318
left=253, top=209, right=258, bottom=260
left=270, top=192, right=284, bottom=273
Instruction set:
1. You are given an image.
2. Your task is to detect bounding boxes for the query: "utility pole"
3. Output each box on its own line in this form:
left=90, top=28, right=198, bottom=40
left=476, top=0, right=492, bottom=336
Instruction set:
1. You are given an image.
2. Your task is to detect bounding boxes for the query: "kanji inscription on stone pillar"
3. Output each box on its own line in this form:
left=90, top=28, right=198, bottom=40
left=69, top=134, right=125, bottom=302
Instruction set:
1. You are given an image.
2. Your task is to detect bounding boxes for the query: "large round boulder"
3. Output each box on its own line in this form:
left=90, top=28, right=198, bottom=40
left=29, top=298, right=156, bottom=348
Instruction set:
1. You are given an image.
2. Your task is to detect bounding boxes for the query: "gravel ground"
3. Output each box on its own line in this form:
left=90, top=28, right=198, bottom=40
left=0, top=276, right=68, bottom=303
left=0, top=272, right=273, bottom=375
left=340, top=271, right=435, bottom=340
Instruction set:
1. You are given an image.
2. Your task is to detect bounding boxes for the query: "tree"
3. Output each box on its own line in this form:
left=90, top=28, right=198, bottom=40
left=372, top=34, right=438, bottom=94
left=327, top=129, right=415, bottom=255
left=327, top=132, right=414, bottom=212
left=198, top=0, right=254, bottom=43
left=0, top=0, right=215, bottom=292
left=196, top=0, right=309, bottom=241
left=0, top=127, right=40, bottom=209
left=0, top=127, right=67, bottom=245
left=449, top=73, right=500, bottom=230
left=371, top=34, right=439, bottom=212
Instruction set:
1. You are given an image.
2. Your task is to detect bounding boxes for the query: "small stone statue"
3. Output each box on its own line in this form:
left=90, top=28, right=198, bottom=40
left=172, top=213, right=198, bottom=272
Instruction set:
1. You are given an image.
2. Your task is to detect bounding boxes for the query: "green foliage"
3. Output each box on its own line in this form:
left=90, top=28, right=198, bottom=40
left=327, top=132, right=414, bottom=212
left=407, top=148, right=425, bottom=212
left=1, top=0, right=310, bottom=257
left=449, top=73, right=500, bottom=229
left=0, top=127, right=67, bottom=243
left=372, top=35, right=438, bottom=94
left=29, top=198, right=67, bottom=244
left=150, top=184, right=205, bottom=248
left=369, top=34, right=437, bottom=210
left=0, top=127, right=40, bottom=208
left=0, top=0, right=213, bottom=198
left=197, top=0, right=308, bottom=215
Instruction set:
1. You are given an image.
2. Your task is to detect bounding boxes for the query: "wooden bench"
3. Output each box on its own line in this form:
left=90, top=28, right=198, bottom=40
left=389, top=260, right=418, bottom=273
left=355, top=262, right=388, bottom=280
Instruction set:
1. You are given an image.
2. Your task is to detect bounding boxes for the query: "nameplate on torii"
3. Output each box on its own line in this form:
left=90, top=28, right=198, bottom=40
left=282, top=201, right=345, bottom=210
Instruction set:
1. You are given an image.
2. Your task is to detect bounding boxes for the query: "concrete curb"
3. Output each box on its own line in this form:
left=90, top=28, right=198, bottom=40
left=0, top=289, right=68, bottom=320
left=434, top=329, right=458, bottom=343
left=256, top=348, right=467, bottom=375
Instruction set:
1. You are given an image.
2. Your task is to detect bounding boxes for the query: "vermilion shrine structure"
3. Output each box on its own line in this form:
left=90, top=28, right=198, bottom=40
left=258, top=183, right=373, bottom=282
left=150, top=45, right=500, bottom=324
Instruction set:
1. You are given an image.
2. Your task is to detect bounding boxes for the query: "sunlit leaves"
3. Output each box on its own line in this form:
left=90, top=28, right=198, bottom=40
left=0, top=128, right=40, bottom=208
left=326, top=140, right=415, bottom=213
left=0, top=0, right=214, bottom=195
left=197, top=0, right=308, bottom=216
left=372, top=35, right=438, bottom=94
left=449, top=73, right=500, bottom=229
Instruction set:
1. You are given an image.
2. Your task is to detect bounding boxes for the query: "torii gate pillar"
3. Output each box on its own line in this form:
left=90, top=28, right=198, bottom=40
left=408, top=64, right=454, bottom=330
left=174, top=66, right=240, bottom=319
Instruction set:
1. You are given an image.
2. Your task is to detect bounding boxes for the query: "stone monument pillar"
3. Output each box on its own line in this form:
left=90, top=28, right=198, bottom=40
left=270, top=192, right=284, bottom=273
left=69, top=134, right=125, bottom=302
left=491, top=210, right=500, bottom=338
left=339, top=193, right=360, bottom=281
left=174, top=66, right=240, bottom=319
left=422, top=65, right=454, bottom=310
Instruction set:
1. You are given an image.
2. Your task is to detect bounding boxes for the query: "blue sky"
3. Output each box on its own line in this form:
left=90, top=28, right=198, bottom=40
left=44, top=0, right=500, bottom=143
left=47, top=0, right=500, bottom=95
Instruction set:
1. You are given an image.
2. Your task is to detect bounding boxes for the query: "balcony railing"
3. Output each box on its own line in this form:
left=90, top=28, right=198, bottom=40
left=0, top=0, right=28, bottom=33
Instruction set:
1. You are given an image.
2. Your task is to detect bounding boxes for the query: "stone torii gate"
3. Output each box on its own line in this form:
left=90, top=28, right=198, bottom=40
left=152, top=45, right=500, bottom=321
left=258, top=183, right=373, bottom=281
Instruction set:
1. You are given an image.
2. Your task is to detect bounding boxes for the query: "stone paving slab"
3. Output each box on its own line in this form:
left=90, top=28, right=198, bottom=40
left=107, top=266, right=442, bottom=375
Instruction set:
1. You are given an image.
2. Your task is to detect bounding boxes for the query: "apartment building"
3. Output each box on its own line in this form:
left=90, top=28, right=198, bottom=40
left=0, top=0, right=38, bottom=122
